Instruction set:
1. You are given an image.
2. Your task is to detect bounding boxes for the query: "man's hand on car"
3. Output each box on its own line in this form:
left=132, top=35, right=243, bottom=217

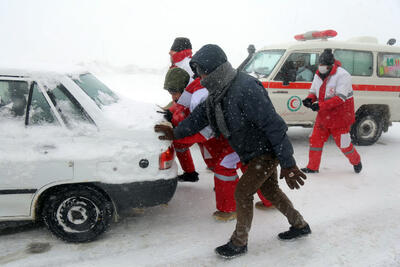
left=154, top=124, right=174, bottom=140
left=280, top=166, right=307, bottom=190
left=310, top=102, right=320, bottom=111
left=302, top=98, right=313, bottom=108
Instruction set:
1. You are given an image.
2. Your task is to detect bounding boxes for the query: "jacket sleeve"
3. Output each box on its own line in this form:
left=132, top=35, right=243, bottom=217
left=319, top=96, right=344, bottom=111
left=241, top=81, right=296, bottom=168
left=172, top=132, right=207, bottom=145
left=307, top=93, right=317, bottom=102
left=173, top=101, right=209, bottom=140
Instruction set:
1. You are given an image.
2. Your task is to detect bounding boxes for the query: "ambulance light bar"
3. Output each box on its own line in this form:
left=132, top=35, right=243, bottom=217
left=294, top=30, right=337, bottom=41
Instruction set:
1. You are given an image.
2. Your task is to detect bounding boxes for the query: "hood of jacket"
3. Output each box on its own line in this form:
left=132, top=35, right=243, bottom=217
left=189, top=44, right=227, bottom=76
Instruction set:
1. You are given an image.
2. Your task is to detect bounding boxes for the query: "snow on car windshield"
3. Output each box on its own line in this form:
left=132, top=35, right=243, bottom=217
left=73, top=73, right=119, bottom=108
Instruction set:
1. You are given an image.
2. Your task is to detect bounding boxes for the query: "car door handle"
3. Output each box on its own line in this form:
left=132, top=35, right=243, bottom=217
left=272, top=90, right=288, bottom=94
left=37, top=144, right=57, bottom=154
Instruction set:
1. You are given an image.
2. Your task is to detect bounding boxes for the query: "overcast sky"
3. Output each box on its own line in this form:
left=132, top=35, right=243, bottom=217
left=0, top=0, right=398, bottom=68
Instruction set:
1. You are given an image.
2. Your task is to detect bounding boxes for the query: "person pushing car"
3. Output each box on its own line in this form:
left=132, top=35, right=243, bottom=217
left=155, top=44, right=311, bottom=259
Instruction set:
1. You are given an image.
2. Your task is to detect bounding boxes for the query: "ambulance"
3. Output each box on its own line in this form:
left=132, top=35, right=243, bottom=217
left=242, top=30, right=400, bottom=145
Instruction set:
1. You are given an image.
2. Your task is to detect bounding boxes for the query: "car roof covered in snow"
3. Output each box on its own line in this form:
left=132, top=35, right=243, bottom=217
left=259, top=38, right=400, bottom=53
left=0, top=63, right=88, bottom=78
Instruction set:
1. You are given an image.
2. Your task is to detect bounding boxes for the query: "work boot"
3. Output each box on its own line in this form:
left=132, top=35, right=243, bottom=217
left=212, top=211, right=237, bottom=222
left=278, top=224, right=311, bottom=240
left=300, top=167, right=319, bottom=173
left=353, top=162, right=362, bottom=173
left=215, top=240, right=247, bottom=259
left=255, top=201, right=274, bottom=210
left=177, top=171, right=199, bottom=182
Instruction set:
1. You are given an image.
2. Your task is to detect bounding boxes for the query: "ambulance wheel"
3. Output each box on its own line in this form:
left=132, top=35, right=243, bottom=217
left=351, top=112, right=383, bottom=146
left=42, top=185, right=113, bottom=243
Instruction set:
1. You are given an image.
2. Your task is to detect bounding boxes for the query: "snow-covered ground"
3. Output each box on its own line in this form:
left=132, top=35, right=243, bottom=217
left=0, top=72, right=399, bottom=267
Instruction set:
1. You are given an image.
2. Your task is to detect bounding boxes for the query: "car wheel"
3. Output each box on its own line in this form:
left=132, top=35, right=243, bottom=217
left=351, top=112, right=383, bottom=146
left=42, top=185, right=113, bottom=243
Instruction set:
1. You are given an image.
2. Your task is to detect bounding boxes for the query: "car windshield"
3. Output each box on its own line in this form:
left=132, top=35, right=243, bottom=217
left=244, top=50, right=285, bottom=78
left=73, top=73, right=119, bottom=108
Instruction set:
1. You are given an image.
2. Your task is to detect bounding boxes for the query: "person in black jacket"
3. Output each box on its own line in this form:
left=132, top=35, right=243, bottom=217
left=155, top=44, right=311, bottom=259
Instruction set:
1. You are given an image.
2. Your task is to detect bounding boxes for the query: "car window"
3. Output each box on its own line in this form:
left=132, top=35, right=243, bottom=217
left=334, top=49, right=373, bottom=76
left=73, top=73, right=118, bottom=108
left=244, top=50, right=285, bottom=78
left=28, top=83, right=57, bottom=125
left=275, top=52, right=319, bottom=82
left=377, top=52, right=400, bottom=78
left=0, top=80, right=29, bottom=119
left=47, top=84, right=93, bottom=127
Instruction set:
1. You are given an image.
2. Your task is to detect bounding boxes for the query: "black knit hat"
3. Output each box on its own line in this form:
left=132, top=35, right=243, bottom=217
left=319, top=48, right=335, bottom=65
left=189, top=44, right=228, bottom=76
left=170, top=37, right=192, bottom=52
left=163, top=67, right=190, bottom=93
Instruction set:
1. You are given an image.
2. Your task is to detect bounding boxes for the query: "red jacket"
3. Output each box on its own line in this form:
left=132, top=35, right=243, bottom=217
left=308, top=61, right=355, bottom=129
left=169, top=102, right=189, bottom=128
left=170, top=78, right=211, bottom=145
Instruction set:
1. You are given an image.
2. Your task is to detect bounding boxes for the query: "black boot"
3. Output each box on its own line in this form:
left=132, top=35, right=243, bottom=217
left=353, top=162, right=362, bottom=173
left=177, top=171, right=199, bottom=182
left=278, top=224, right=311, bottom=240
left=215, top=241, right=247, bottom=259
left=300, top=168, right=319, bottom=173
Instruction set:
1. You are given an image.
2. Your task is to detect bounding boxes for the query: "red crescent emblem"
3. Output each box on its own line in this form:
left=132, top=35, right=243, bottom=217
left=290, top=98, right=297, bottom=109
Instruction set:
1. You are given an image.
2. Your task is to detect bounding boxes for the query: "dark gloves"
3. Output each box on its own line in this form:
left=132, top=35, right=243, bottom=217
left=302, top=98, right=319, bottom=111
left=154, top=124, right=174, bottom=140
left=310, top=102, right=320, bottom=111
left=280, top=166, right=307, bottom=190
left=157, top=110, right=173, bottom=122
left=302, top=98, right=313, bottom=108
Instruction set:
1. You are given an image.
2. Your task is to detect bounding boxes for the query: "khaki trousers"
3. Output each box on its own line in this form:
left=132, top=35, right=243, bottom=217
left=230, top=154, right=307, bottom=246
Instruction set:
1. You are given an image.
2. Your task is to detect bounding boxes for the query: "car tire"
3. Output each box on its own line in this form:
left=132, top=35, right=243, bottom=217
left=351, top=112, right=383, bottom=146
left=41, top=185, right=113, bottom=243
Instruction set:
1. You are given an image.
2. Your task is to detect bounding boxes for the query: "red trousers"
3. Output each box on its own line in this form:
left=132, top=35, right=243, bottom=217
left=173, top=142, right=195, bottom=173
left=174, top=137, right=272, bottom=212
left=307, top=122, right=361, bottom=171
left=204, top=138, right=272, bottom=212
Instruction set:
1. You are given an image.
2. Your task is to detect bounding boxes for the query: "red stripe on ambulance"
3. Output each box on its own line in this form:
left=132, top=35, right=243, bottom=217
left=263, top=81, right=400, bottom=92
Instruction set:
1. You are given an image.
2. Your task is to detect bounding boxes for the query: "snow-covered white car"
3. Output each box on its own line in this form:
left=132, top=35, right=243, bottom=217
left=0, top=65, right=178, bottom=242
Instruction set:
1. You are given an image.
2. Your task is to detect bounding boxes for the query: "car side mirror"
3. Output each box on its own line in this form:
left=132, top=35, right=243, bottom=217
left=237, top=44, right=256, bottom=71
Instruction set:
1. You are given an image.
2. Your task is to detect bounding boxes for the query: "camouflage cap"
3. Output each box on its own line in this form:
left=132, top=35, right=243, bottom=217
left=163, top=67, right=190, bottom=93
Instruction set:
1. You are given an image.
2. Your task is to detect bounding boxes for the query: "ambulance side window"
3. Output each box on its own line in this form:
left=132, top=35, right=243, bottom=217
left=275, top=52, right=319, bottom=82
left=377, top=53, right=400, bottom=78
left=334, top=50, right=373, bottom=76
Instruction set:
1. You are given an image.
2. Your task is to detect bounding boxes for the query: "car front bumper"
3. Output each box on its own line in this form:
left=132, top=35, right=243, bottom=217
left=96, top=177, right=178, bottom=212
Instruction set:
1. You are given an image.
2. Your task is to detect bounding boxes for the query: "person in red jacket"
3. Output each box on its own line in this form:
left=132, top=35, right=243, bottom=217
left=301, top=49, right=362, bottom=174
left=165, top=38, right=198, bottom=182
left=163, top=67, right=199, bottom=182
left=169, top=37, right=194, bottom=80
left=169, top=72, right=240, bottom=221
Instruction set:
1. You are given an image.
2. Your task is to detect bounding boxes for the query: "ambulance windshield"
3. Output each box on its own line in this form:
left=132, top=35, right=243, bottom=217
left=244, top=50, right=285, bottom=78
